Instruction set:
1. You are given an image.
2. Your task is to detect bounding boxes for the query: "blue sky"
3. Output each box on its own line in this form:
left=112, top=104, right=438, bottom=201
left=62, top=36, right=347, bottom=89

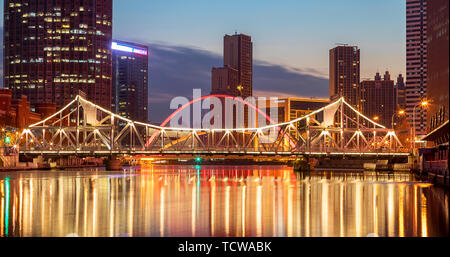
left=113, top=0, right=406, bottom=78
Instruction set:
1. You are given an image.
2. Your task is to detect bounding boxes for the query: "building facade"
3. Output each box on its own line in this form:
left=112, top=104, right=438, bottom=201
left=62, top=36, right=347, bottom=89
left=426, top=0, right=449, bottom=132
left=406, top=0, right=428, bottom=136
left=3, top=0, right=113, bottom=110
left=111, top=41, right=149, bottom=123
left=359, top=72, right=397, bottom=128
left=396, top=74, right=406, bottom=110
left=329, top=45, right=360, bottom=107
left=211, top=66, right=239, bottom=95
left=0, top=88, right=56, bottom=130
left=419, top=0, right=449, bottom=186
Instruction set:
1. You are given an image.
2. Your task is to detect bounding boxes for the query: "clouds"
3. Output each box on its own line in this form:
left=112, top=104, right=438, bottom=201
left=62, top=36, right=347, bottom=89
left=146, top=42, right=329, bottom=122
left=146, top=43, right=222, bottom=122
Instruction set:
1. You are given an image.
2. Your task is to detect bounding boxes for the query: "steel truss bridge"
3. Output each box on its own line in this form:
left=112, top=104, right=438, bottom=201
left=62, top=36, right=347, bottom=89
left=15, top=95, right=409, bottom=158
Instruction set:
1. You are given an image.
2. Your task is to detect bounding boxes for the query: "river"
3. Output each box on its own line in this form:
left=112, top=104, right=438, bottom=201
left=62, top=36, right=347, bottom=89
left=0, top=165, right=448, bottom=237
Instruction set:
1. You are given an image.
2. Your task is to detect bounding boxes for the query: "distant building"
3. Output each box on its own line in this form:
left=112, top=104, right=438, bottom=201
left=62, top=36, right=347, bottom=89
left=257, top=98, right=330, bottom=124
left=111, top=41, right=149, bottom=123
left=211, top=33, right=253, bottom=128
left=406, top=0, right=428, bottom=136
left=223, top=33, right=253, bottom=98
left=359, top=72, right=397, bottom=128
left=0, top=89, right=56, bottom=130
left=3, top=0, right=113, bottom=110
left=426, top=0, right=449, bottom=132
left=329, top=45, right=360, bottom=107
left=396, top=74, right=406, bottom=110
left=211, top=66, right=239, bottom=95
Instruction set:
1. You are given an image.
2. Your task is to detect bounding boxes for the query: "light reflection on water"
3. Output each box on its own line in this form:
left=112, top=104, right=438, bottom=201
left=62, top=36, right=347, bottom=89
left=0, top=166, right=448, bottom=237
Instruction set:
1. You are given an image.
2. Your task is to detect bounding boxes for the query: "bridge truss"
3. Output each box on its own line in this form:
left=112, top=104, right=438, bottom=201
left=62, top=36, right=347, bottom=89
left=15, top=95, right=408, bottom=157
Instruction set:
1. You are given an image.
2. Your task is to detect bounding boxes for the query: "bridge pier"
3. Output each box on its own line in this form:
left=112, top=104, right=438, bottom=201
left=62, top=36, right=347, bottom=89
left=104, top=155, right=123, bottom=171
left=292, top=156, right=311, bottom=172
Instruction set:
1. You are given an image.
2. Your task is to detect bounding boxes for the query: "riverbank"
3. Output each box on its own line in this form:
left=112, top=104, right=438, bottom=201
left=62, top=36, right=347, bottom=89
left=412, top=169, right=449, bottom=188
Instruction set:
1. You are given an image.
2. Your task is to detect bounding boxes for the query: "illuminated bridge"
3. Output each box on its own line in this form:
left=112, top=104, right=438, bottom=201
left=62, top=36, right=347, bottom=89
left=14, top=95, right=410, bottom=158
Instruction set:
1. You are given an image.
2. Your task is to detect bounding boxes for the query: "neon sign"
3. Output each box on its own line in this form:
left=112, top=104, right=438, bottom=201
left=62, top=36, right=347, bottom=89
left=111, top=41, right=148, bottom=56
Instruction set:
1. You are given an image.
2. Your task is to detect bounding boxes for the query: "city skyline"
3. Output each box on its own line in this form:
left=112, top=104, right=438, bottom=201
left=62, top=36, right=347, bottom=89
left=0, top=0, right=448, bottom=242
left=0, top=0, right=408, bottom=79
left=0, top=1, right=408, bottom=122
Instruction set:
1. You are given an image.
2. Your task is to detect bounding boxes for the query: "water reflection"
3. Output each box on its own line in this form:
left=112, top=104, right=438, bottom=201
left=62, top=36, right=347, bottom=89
left=0, top=166, right=448, bottom=237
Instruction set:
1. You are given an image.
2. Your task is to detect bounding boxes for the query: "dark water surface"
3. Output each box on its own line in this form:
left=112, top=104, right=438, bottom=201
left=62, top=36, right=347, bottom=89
left=0, top=166, right=448, bottom=237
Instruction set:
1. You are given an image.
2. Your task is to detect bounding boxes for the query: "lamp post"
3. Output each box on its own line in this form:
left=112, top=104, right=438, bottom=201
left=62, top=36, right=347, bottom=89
left=412, top=100, right=429, bottom=154
left=391, top=110, right=405, bottom=129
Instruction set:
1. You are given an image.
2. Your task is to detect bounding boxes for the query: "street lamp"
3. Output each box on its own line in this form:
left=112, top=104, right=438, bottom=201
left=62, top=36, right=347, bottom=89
left=412, top=100, right=429, bottom=154
left=391, top=109, right=405, bottom=129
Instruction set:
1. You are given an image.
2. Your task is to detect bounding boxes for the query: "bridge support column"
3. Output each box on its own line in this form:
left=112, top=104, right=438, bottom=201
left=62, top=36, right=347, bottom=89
left=105, top=155, right=122, bottom=171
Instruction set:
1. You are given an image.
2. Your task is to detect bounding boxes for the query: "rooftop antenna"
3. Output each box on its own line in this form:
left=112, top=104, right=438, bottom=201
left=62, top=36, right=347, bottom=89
left=235, top=30, right=237, bottom=35
left=335, top=43, right=349, bottom=46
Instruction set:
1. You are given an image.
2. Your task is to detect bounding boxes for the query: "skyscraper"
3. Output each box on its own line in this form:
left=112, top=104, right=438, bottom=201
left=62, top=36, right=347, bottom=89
left=3, top=0, right=113, bottom=110
left=222, top=33, right=253, bottom=98
left=111, top=41, right=149, bottom=123
left=406, top=0, right=428, bottom=136
left=211, top=33, right=253, bottom=128
left=426, top=0, right=449, bottom=132
left=329, top=45, right=360, bottom=107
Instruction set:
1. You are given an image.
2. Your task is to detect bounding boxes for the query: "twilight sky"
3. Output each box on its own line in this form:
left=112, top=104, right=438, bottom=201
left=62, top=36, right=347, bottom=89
left=0, top=0, right=406, bottom=122
left=112, top=0, right=406, bottom=79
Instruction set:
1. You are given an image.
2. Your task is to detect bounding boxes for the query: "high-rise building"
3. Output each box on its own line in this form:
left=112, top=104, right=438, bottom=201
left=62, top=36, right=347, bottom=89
left=222, top=33, right=253, bottom=98
left=3, top=0, right=113, bottom=110
left=211, top=33, right=253, bottom=128
left=329, top=45, right=360, bottom=107
left=360, top=71, right=397, bottom=128
left=426, top=0, right=449, bottom=132
left=111, top=41, right=149, bottom=123
left=421, top=0, right=449, bottom=178
left=406, top=0, right=428, bottom=136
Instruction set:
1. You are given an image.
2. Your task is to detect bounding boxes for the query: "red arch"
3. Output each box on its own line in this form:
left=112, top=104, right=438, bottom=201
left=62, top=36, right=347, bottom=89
left=145, top=94, right=277, bottom=147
